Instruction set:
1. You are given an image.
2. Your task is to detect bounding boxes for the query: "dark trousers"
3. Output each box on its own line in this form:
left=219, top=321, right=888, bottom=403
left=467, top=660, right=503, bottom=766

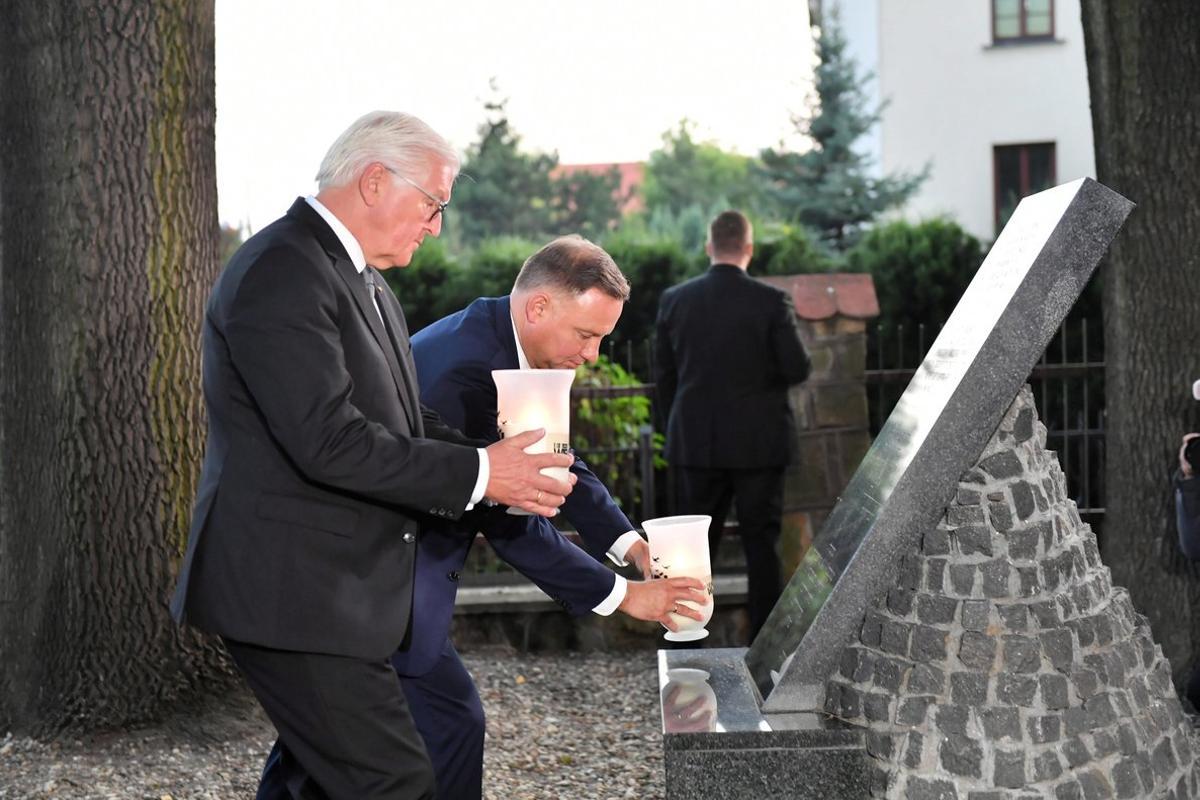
left=674, top=466, right=785, bottom=639
left=395, top=640, right=487, bottom=800
left=226, top=638, right=436, bottom=800
left=257, top=638, right=485, bottom=800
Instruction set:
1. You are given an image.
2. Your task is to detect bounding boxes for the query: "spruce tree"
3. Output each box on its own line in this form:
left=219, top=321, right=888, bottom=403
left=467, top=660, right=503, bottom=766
left=760, top=11, right=926, bottom=250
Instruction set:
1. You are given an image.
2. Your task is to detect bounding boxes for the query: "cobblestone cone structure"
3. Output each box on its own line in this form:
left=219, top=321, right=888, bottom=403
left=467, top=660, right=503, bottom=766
left=826, top=387, right=1200, bottom=799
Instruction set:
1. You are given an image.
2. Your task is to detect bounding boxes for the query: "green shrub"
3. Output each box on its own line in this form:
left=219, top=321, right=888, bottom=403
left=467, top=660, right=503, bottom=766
left=384, top=237, right=463, bottom=334
left=572, top=356, right=662, bottom=512
left=601, top=232, right=700, bottom=362
left=844, top=217, right=985, bottom=332
left=750, top=222, right=837, bottom=276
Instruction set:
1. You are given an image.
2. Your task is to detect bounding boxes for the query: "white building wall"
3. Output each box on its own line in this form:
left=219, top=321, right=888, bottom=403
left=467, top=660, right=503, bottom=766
left=835, top=0, right=884, bottom=174
left=875, top=0, right=1095, bottom=241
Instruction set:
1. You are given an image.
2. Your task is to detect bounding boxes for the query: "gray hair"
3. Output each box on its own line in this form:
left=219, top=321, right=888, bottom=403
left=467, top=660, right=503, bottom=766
left=315, top=111, right=460, bottom=191
left=512, top=236, right=630, bottom=302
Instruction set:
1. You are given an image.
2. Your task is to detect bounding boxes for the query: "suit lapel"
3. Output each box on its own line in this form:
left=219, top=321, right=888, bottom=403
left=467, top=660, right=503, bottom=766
left=492, top=296, right=521, bottom=369
left=286, top=198, right=420, bottom=431
left=330, top=259, right=418, bottom=431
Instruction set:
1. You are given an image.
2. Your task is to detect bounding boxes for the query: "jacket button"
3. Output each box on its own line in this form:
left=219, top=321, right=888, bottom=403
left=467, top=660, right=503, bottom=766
left=447, top=571, right=460, bottom=581
left=403, top=532, right=415, bottom=544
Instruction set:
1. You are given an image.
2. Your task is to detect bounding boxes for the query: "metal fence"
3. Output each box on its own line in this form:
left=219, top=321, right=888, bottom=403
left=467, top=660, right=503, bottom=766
left=866, top=315, right=1106, bottom=526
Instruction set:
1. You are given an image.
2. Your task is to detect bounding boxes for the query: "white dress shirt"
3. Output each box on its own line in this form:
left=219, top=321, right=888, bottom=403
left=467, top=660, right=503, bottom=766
left=509, top=313, right=642, bottom=616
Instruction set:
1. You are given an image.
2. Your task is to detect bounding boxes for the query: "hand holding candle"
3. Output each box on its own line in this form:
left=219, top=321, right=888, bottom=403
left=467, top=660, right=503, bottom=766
left=492, top=369, right=576, bottom=512
left=483, top=430, right=575, bottom=516
left=643, top=515, right=715, bottom=641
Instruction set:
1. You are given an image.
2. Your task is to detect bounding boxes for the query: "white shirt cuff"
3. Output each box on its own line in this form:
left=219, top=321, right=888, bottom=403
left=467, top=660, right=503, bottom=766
left=606, top=530, right=643, bottom=566
left=466, top=448, right=489, bottom=511
left=591, top=574, right=627, bottom=616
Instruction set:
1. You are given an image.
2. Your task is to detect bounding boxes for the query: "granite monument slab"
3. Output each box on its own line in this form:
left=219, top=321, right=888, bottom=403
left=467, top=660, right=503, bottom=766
left=745, top=177, right=1134, bottom=711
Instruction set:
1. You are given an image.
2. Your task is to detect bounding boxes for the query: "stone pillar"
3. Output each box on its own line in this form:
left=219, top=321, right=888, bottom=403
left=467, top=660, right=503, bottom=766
left=760, top=274, right=880, bottom=577
left=824, top=387, right=1200, bottom=799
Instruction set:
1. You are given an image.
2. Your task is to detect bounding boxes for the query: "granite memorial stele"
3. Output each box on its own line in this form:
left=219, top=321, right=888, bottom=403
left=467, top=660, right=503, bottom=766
left=658, top=178, right=1143, bottom=799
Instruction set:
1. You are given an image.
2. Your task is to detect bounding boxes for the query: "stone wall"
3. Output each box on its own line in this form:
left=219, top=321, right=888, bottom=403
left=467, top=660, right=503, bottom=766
left=760, top=274, right=879, bottom=578
left=824, top=387, right=1200, bottom=799
left=781, top=314, right=874, bottom=575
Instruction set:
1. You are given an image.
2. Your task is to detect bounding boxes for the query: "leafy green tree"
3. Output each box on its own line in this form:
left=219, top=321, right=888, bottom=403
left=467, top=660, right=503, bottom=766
left=552, top=166, right=625, bottom=240
left=450, top=90, right=627, bottom=247
left=448, top=92, right=558, bottom=248
left=383, top=238, right=466, bottom=334
left=642, top=121, right=762, bottom=220
left=602, top=232, right=698, bottom=362
left=751, top=222, right=836, bottom=276
left=759, top=11, right=926, bottom=250
left=644, top=202, right=713, bottom=256
left=573, top=355, right=662, bottom=513
left=428, top=236, right=540, bottom=322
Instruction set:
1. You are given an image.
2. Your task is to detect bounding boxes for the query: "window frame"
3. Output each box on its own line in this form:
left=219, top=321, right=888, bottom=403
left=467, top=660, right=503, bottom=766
left=991, top=0, right=1056, bottom=44
left=993, top=141, right=1058, bottom=234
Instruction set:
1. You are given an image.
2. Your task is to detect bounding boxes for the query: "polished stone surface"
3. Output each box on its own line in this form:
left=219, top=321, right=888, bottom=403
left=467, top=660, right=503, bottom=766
left=659, top=648, right=869, bottom=799
left=745, top=178, right=1134, bottom=711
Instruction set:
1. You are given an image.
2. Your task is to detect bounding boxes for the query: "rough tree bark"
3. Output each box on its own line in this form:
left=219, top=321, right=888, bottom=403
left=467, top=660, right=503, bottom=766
left=1081, top=1, right=1200, bottom=681
left=0, top=1, right=230, bottom=732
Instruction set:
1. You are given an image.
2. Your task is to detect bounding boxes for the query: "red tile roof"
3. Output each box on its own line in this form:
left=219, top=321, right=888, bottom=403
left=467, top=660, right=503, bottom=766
left=759, top=273, right=880, bottom=321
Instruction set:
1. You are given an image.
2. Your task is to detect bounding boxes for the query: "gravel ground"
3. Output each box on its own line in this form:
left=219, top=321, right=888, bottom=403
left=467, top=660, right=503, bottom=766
left=0, top=646, right=666, bottom=799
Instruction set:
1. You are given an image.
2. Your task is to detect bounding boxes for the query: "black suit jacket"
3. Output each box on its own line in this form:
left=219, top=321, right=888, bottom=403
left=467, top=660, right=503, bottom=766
left=171, top=199, right=479, bottom=660
left=655, top=263, right=811, bottom=469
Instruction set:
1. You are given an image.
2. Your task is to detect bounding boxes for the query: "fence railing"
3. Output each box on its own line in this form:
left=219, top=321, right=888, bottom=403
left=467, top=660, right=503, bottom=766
left=473, top=316, right=1107, bottom=573
left=865, top=315, right=1105, bottom=523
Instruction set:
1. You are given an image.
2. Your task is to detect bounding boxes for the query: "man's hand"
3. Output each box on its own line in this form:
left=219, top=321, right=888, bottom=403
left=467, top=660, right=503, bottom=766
left=619, top=577, right=708, bottom=630
left=625, top=538, right=652, bottom=579
left=484, top=429, right=576, bottom=516
left=1181, top=433, right=1199, bottom=478
left=662, top=683, right=716, bottom=733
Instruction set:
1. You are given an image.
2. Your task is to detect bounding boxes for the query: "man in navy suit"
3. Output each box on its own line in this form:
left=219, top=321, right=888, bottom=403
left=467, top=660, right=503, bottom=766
left=257, top=236, right=705, bottom=799
left=406, top=236, right=707, bottom=798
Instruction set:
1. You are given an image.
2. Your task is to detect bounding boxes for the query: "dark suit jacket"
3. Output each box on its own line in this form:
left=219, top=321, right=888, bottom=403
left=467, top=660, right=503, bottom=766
left=655, top=263, right=811, bottom=469
left=171, top=198, right=479, bottom=660
left=390, top=296, right=631, bottom=676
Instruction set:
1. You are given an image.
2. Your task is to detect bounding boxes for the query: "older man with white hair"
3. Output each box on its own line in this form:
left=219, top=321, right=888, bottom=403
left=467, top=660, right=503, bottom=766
left=171, top=111, right=575, bottom=799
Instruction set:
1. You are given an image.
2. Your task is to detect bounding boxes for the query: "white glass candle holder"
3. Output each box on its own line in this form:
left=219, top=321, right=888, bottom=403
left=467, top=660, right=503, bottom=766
left=643, top=514, right=714, bottom=641
left=492, top=369, right=575, bottom=515
left=661, top=668, right=718, bottom=733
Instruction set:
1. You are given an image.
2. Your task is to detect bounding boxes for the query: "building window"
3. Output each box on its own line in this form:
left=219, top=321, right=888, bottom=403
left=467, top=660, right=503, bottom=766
left=994, top=142, right=1056, bottom=233
left=992, top=0, right=1055, bottom=42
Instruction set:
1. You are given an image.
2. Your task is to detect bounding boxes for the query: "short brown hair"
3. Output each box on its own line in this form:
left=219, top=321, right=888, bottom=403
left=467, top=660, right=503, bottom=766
left=708, top=210, right=752, bottom=259
left=512, top=235, right=630, bottom=302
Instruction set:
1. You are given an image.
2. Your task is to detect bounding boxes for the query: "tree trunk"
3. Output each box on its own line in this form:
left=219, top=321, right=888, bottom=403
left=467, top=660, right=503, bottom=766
left=0, top=0, right=231, bottom=733
left=1081, top=0, right=1200, bottom=682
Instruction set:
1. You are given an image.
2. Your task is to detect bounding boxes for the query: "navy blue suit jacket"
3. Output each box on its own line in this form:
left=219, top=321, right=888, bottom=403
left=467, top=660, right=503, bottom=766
left=391, top=296, right=635, bottom=675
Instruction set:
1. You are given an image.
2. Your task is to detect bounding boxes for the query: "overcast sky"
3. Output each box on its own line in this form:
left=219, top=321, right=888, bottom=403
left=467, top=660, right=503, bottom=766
left=215, top=0, right=815, bottom=231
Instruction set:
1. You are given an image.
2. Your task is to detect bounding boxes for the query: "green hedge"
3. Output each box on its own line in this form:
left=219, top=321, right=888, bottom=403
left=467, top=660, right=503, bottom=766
left=844, top=217, right=985, bottom=332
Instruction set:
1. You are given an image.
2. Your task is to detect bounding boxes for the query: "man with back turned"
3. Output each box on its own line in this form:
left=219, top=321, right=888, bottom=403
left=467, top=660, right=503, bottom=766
left=654, top=209, right=811, bottom=640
